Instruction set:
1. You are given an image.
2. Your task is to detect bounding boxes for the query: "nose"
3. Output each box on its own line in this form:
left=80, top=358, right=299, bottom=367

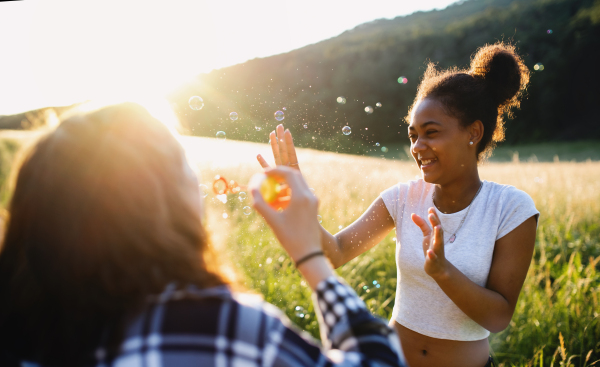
left=412, top=138, right=426, bottom=155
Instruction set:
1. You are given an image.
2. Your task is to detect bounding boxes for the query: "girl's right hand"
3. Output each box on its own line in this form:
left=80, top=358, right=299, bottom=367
left=257, top=124, right=301, bottom=172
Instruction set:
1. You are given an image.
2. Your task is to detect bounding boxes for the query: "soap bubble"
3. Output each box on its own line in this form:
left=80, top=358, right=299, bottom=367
left=255, top=126, right=262, bottom=131
left=216, top=131, right=226, bottom=140
left=375, top=142, right=380, bottom=146
left=243, top=206, right=252, bottom=215
left=381, top=146, right=388, bottom=153
left=337, top=96, right=346, bottom=104
left=376, top=284, right=381, bottom=288
left=189, top=96, right=204, bottom=110
left=547, top=29, right=553, bottom=34
left=398, top=76, right=408, bottom=84
left=274, top=110, right=285, bottom=121
left=198, top=184, right=208, bottom=198
left=376, top=102, right=382, bottom=108
left=372, top=280, right=378, bottom=285
left=229, top=112, right=238, bottom=121
left=338, top=225, right=343, bottom=230
left=303, top=123, right=308, bottom=129
left=534, top=63, right=545, bottom=71
left=365, top=106, right=374, bottom=114
left=342, top=126, right=351, bottom=135
left=282, top=107, right=287, bottom=111
left=295, top=306, right=305, bottom=318
left=238, top=192, right=247, bottom=201
left=317, top=215, right=322, bottom=224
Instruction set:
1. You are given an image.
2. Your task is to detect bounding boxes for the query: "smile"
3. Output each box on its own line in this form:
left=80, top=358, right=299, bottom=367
left=420, top=158, right=437, bottom=167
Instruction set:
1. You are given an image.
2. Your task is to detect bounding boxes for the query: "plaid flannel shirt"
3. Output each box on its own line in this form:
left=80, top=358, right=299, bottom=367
left=87, top=276, right=405, bottom=367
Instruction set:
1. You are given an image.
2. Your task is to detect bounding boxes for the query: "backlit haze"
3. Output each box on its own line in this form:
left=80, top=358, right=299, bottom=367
left=0, top=0, right=459, bottom=115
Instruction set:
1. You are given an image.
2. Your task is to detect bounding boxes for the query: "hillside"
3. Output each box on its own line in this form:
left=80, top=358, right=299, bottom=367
left=170, top=0, right=600, bottom=153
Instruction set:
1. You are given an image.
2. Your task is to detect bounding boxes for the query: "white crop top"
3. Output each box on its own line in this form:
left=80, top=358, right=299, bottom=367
left=381, top=179, right=539, bottom=341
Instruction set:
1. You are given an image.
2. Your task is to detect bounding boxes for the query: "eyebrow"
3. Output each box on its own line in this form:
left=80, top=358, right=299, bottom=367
left=408, top=121, right=442, bottom=131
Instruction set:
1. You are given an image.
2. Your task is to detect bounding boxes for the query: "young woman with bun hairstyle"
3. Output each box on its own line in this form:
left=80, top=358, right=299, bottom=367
left=259, top=42, right=539, bottom=367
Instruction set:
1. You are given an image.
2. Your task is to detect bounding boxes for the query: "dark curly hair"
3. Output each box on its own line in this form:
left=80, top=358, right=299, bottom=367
left=407, top=42, right=530, bottom=161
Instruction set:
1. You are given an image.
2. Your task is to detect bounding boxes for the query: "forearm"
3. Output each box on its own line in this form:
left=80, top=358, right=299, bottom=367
left=433, top=263, right=513, bottom=332
left=320, top=225, right=345, bottom=268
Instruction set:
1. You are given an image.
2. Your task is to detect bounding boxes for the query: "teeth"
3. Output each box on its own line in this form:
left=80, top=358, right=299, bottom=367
left=421, top=159, right=435, bottom=165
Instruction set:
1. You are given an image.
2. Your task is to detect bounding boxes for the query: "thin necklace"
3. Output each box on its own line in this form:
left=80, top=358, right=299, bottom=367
left=432, top=182, right=483, bottom=244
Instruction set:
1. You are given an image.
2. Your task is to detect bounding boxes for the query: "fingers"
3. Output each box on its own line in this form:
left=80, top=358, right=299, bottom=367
left=411, top=213, right=431, bottom=236
left=264, top=166, right=310, bottom=194
left=432, top=224, right=444, bottom=254
left=257, top=154, right=271, bottom=169
left=270, top=131, right=282, bottom=165
left=284, top=129, right=300, bottom=170
left=276, top=124, right=290, bottom=165
left=251, top=187, right=277, bottom=224
left=428, top=208, right=441, bottom=228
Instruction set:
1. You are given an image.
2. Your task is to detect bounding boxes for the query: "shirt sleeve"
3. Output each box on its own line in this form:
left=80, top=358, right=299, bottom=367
left=264, top=276, right=406, bottom=367
left=380, top=184, right=401, bottom=223
left=497, top=186, right=540, bottom=240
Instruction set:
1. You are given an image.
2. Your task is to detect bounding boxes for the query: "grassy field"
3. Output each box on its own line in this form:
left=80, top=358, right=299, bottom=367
left=1, top=130, right=599, bottom=366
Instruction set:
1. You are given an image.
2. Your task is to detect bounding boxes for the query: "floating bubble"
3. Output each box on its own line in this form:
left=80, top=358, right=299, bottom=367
left=317, top=215, right=322, bottom=224
left=342, top=126, right=351, bottom=135
left=338, top=225, right=343, bottom=230
left=229, top=112, right=238, bottom=121
left=398, top=76, right=408, bottom=84
left=238, top=192, right=247, bottom=201
left=243, top=206, right=252, bottom=215
left=303, top=123, right=308, bottom=129
left=216, top=194, right=228, bottom=204
left=198, top=184, right=209, bottom=198
left=295, top=306, right=305, bottom=318
left=216, top=131, right=226, bottom=140
left=547, top=29, right=553, bottom=34
left=189, top=96, right=204, bottom=110
left=373, top=280, right=378, bottom=285
left=222, top=213, right=228, bottom=219
left=365, top=106, right=374, bottom=114
left=362, top=285, right=368, bottom=290
left=274, top=110, right=285, bottom=121
left=255, top=126, right=262, bottom=131
left=337, top=96, right=346, bottom=104
left=381, top=146, right=388, bottom=153
left=376, top=284, right=381, bottom=288
left=376, top=102, right=382, bottom=108
left=282, top=107, right=287, bottom=111
left=534, top=63, right=545, bottom=71
left=375, top=142, right=380, bottom=146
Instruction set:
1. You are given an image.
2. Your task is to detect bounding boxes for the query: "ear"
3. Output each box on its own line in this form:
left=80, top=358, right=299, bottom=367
left=468, top=120, right=484, bottom=146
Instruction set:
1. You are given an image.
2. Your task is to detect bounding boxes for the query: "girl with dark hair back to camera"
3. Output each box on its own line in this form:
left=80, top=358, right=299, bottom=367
left=258, top=42, right=539, bottom=367
left=0, top=102, right=405, bottom=366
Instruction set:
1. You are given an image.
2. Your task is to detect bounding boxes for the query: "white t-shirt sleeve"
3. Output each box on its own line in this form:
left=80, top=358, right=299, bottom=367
left=497, top=186, right=540, bottom=240
left=380, top=183, right=405, bottom=224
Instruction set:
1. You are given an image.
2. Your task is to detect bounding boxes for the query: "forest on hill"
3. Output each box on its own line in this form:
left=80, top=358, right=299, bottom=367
left=170, top=0, right=600, bottom=154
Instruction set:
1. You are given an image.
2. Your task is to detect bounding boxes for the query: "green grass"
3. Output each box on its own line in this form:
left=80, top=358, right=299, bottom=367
left=1, top=131, right=599, bottom=366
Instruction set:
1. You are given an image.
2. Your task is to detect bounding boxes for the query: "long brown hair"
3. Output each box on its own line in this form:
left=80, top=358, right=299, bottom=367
left=0, top=102, right=229, bottom=365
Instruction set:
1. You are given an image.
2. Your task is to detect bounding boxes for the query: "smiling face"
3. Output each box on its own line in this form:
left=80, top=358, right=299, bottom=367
left=408, top=98, right=478, bottom=185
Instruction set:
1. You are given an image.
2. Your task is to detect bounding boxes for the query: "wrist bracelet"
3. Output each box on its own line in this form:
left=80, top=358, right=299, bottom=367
left=294, top=251, right=325, bottom=268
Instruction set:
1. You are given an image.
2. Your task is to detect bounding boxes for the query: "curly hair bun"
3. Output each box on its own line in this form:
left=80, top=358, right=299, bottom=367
left=469, top=43, right=530, bottom=108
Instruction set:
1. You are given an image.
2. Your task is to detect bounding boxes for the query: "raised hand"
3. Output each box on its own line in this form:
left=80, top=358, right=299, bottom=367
left=257, top=124, right=301, bottom=172
left=411, top=208, right=449, bottom=279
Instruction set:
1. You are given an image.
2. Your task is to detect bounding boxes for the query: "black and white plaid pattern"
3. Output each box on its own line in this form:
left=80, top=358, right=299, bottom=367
left=86, top=276, right=404, bottom=367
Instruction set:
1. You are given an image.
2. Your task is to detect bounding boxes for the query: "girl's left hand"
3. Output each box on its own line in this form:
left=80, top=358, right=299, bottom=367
left=411, top=208, right=449, bottom=280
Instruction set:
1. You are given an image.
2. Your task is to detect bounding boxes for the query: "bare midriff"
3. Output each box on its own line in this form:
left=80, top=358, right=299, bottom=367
left=392, top=321, right=490, bottom=367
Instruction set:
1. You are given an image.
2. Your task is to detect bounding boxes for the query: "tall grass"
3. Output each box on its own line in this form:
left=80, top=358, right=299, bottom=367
left=1, top=133, right=598, bottom=366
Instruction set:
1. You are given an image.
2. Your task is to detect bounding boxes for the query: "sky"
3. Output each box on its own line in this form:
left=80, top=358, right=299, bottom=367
left=0, top=0, right=459, bottom=115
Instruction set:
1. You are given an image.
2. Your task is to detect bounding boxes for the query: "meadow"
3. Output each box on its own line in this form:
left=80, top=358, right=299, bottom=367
left=1, top=130, right=599, bottom=366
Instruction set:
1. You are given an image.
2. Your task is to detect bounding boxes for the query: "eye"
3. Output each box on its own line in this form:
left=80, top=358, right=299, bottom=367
left=426, top=130, right=438, bottom=135
left=408, top=134, right=417, bottom=141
